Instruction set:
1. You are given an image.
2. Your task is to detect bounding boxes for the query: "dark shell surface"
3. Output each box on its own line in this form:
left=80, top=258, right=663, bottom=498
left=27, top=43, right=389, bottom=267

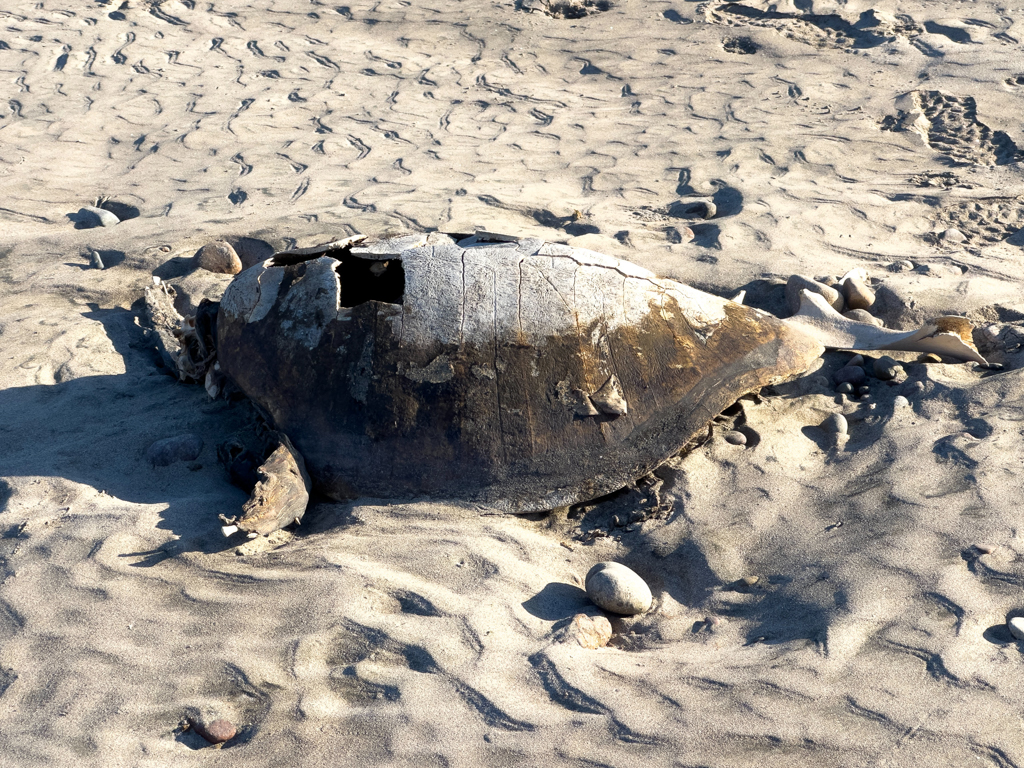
left=216, top=232, right=823, bottom=512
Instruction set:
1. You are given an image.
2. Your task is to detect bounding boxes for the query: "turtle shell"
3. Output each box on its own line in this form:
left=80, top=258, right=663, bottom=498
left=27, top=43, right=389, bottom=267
left=216, top=232, right=823, bottom=512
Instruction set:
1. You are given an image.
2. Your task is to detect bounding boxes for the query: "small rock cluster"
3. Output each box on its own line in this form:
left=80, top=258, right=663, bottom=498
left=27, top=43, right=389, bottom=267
left=980, top=324, right=1024, bottom=359
left=830, top=352, right=906, bottom=402
left=549, top=562, right=653, bottom=652
left=573, top=475, right=671, bottom=541
left=786, top=271, right=882, bottom=326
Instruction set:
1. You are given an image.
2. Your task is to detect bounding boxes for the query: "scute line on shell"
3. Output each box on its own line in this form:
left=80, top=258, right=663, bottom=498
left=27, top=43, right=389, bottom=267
left=251, top=264, right=285, bottom=324
left=459, top=249, right=467, bottom=347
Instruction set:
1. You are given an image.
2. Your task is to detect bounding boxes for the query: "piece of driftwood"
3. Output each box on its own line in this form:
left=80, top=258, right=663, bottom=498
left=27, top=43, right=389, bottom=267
left=143, top=281, right=183, bottom=374
left=215, top=232, right=824, bottom=512
left=221, top=433, right=311, bottom=536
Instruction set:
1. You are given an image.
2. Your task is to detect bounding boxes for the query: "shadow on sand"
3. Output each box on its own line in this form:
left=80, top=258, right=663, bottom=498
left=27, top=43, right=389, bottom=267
left=0, top=304, right=256, bottom=560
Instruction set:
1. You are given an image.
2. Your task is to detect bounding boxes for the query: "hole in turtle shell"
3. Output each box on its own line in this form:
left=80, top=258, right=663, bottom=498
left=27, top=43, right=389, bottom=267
left=269, top=243, right=405, bottom=306
left=335, top=254, right=405, bottom=307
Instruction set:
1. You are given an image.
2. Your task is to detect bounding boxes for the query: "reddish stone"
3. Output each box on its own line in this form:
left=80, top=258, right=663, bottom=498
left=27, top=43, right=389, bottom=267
left=195, top=718, right=236, bottom=744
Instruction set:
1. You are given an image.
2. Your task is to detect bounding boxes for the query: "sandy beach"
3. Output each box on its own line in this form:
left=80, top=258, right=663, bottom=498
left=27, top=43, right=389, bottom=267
left=2, top=0, right=1024, bottom=764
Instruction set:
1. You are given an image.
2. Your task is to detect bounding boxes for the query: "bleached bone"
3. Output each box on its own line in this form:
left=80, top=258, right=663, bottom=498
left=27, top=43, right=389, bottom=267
left=785, top=290, right=987, bottom=364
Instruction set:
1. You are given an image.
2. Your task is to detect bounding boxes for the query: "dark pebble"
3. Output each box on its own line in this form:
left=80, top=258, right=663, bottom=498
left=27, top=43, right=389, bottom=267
left=873, top=355, right=902, bottom=381
left=725, top=430, right=747, bottom=446
left=834, top=365, right=866, bottom=386
left=836, top=382, right=854, bottom=395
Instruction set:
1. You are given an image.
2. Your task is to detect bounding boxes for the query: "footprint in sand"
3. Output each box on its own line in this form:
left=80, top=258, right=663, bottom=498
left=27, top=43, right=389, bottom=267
left=933, top=197, right=1024, bottom=246
left=882, top=90, right=1022, bottom=166
left=703, top=2, right=922, bottom=51
left=517, top=0, right=610, bottom=19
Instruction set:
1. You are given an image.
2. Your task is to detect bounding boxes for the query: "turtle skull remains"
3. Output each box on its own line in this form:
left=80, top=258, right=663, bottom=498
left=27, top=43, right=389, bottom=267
left=215, top=232, right=824, bottom=513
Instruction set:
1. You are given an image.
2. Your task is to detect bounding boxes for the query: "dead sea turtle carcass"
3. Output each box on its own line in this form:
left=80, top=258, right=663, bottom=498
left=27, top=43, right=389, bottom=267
left=215, top=232, right=823, bottom=512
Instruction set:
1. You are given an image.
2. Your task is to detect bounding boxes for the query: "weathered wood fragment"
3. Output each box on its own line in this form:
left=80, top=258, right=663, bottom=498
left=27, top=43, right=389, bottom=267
left=233, top=434, right=312, bottom=535
left=143, top=281, right=183, bottom=374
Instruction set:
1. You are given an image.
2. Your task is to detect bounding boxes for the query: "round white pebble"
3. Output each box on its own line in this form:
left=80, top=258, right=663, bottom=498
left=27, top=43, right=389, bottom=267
left=585, top=562, right=652, bottom=616
left=893, top=396, right=910, bottom=408
left=1008, top=616, right=1024, bottom=641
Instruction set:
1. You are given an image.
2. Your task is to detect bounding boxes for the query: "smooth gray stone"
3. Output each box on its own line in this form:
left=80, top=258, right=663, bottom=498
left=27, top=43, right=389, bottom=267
left=786, top=274, right=843, bottom=316
left=79, top=205, right=120, bottom=228
left=873, top=355, right=902, bottom=380
left=585, top=562, right=652, bottom=616
left=843, top=308, right=884, bottom=327
left=822, top=413, right=848, bottom=435
left=1008, top=616, right=1024, bottom=641
left=724, top=430, right=747, bottom=446
left=834, top=365, right=867, bottom=386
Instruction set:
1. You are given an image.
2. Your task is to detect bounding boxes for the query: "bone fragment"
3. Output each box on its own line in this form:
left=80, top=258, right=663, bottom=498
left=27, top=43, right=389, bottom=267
left=785, top=290, right=987, bottom=364
left=590, top=374, right=628, bottom=416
